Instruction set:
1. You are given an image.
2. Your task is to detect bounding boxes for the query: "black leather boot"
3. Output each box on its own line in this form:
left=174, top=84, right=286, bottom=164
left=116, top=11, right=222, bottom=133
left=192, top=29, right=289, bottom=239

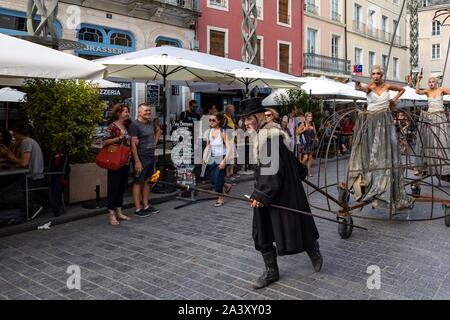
left=307, top=241, right=323, bottom=272
left=253, top=250, right=280, bottom=289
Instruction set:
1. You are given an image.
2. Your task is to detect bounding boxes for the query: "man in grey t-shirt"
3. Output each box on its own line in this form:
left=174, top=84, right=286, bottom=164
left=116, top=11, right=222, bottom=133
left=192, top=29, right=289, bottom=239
left=129, top=104, right=161, bottom=217
left=0, top=123, right=44, bottom=219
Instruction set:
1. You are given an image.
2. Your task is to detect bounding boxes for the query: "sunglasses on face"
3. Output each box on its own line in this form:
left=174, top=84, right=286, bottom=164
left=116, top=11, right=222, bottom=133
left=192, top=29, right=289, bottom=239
left=265, top=113, right=273, bottom=117
left=209, top=119, right=217, bottom=122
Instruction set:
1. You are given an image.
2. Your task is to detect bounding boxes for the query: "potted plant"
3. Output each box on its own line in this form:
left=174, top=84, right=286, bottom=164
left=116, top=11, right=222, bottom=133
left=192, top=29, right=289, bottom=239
left=22, top=79, right=106, bottom=203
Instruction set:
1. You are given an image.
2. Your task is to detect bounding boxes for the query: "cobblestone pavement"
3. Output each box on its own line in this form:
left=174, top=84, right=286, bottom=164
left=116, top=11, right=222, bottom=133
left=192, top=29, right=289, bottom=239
left=0, top=174, right=449, bottom=300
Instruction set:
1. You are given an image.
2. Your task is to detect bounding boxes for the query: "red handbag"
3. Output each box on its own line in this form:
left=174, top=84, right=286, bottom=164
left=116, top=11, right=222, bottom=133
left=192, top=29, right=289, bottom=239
left=95, top=144, right=130, bottom=170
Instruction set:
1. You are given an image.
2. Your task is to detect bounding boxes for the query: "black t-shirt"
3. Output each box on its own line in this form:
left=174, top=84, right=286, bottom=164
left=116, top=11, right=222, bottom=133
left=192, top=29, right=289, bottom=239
left=180, top=111, right=200, bottom=122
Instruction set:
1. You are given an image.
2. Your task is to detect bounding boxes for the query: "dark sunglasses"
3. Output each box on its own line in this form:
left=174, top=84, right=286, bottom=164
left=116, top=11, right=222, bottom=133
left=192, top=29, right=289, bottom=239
left=265, top=113, right=273, bottom=117
left=209, top=119, right=217, bottom=122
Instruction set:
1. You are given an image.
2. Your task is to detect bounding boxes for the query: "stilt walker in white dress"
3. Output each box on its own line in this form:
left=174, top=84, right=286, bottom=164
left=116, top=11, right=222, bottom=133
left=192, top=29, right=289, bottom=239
left=415, top=74, right=450, bottom=180
left=348, top=65, right=414, bottom=210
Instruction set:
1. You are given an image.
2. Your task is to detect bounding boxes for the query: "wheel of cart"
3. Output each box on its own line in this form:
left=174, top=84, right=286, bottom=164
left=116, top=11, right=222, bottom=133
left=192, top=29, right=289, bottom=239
left=443, top=204, right=450, bottom=227
left=337, top=215, right=353, bottom=239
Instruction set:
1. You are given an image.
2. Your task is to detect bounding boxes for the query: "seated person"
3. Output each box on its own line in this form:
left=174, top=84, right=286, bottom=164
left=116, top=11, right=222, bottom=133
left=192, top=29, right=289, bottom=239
left=0, top=127, right=18, bottom=188
left=0, top=122, right=44, bottom=219
left=339, top=116, right=354, bottom=153
left=0, top=128, right=17, bottom=160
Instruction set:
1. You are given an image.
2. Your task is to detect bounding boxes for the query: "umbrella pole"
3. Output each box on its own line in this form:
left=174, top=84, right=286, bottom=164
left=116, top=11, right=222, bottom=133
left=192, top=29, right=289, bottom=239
left=153, top=68, right=174, bottom=194
left=163, top=73, right=167, bottom=162
left=309, top=90, right=312, bottom=111
left=5, top=102, right=9, bottom=129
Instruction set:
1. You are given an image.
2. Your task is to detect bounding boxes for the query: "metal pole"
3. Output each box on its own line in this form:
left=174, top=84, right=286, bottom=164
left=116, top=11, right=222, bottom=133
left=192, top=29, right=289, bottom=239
left=162, top=68, right=167, bottom=162
left=158, top=181, right=368, bottom=231
left=440, top=37, right=450, bottom=87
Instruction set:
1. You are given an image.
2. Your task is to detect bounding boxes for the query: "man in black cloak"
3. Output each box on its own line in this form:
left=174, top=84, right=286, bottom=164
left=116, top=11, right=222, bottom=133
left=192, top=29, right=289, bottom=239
left=239, top=98, right=323, bottom=289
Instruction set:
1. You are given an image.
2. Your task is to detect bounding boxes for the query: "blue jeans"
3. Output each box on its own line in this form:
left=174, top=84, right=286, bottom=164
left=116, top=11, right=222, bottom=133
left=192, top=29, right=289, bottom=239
left=208, top=160, right=226, bottom=194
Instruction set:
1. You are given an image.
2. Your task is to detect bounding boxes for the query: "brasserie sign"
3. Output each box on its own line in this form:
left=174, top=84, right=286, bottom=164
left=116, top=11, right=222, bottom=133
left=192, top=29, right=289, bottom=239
left=83, top=44, right=132, bottom=55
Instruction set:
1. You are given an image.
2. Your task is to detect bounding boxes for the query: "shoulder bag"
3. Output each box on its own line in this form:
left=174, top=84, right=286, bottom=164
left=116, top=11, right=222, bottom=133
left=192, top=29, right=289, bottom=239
left=96, top=144, right=130, bottom=171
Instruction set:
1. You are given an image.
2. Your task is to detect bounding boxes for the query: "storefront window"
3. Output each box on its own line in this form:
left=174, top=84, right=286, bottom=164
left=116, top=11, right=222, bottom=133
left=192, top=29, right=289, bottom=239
left=78, top=27, right=103, bottom=43
left=0, top=9, right=62, bottom=37
left=110, top=32, right=133, bottom=47
left=155, top=36, right=182, bottom=48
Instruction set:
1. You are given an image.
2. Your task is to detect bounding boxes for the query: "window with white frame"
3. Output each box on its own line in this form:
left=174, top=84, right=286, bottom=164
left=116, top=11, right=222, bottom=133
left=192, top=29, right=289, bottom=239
left=382, top=54, right=388, bottom=69
left=208, top=27, right=227, bottom=57
left=207, top=0, right=228, bottom=11
left=354, top=47, right=362, bottom=65
left=393, top=57, right=399, bottom=79
left=368, top=10, right=376, bottom=31
left=354, top=4, right=362, bottom=31
left=256, top=36, right=264, bottom=66
left=331, top=0, right=340, bottom=22
left=382, top=16, right=388, bottom=32
left=432, top=20, right=441, bottom=36
left=331, top=35, right=339, bottom=58
left=256, top=0, right=263, bottom=20
left=278, top=0, right=291, bottom=26
left=307, top=28, right=317, bottom=54
left=278, top=41, right=291, bottom=73
left=369, top=51, right=376, bottom=68
left=306, top=0, right=318, bottom=15
left=432, top=44, right=441, bottom=59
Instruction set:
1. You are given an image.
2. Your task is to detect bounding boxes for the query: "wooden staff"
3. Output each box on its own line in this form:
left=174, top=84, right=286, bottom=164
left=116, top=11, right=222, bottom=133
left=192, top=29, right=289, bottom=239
left=157, top=181, right=368, bottom=232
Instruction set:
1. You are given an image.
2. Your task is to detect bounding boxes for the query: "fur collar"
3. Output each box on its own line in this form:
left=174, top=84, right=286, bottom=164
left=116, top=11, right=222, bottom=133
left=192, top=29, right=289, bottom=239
left=251, top=124, right=292, bottom=163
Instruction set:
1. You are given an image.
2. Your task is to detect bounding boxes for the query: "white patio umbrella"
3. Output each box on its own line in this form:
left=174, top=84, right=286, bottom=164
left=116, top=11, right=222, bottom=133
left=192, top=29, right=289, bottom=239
left=224, top=68, right=305, bottom=96
left=95, top=46, right=231, bottom=176
left=389, top=86, right=428, bottom=108
left=85, top=79, right=122, bottom=88
left=0, top=77, right=120, bottom=89
left=0, top=87, right=26, bottom=102
left=0, top=33, right=106, bottom=80
left=262, top=88, right=289, bottom=107
left=263, top=80, right=367, bottom=107
left=0, top=87, right=26, bottom=129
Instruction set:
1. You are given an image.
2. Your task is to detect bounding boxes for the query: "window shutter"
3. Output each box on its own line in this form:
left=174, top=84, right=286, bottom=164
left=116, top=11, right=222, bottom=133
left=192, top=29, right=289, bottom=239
left=256, top=39, right=262, bottom=66
left=279, top=43, right=290, bottom=73
left=210, top=30, right=225, bottom=57
left=279, top=0, right=289, bottom=24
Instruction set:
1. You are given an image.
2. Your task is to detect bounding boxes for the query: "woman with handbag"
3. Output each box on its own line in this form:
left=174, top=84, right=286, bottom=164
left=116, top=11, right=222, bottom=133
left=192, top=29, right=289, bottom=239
left=102, top=104, right=132, bottom=226
left=297, top=112, right=317, bottom=177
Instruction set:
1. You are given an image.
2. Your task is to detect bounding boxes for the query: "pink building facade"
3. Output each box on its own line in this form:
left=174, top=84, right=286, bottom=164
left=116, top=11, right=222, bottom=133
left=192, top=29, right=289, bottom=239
left=197, top=0, right=304, bottom=76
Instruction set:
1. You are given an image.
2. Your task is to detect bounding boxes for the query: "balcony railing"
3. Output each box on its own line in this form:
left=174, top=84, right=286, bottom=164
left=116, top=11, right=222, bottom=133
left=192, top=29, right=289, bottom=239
left=352, top=20, right=405, bottom=47
left=305, top=3, right=319, bottom=15
left=304, top=53, right=351, bottom=75
left=161, top=0, right=199, bottom=11
left=331, top=11, right=341, bottom=22
left=419, top=0, right=450, bottom=7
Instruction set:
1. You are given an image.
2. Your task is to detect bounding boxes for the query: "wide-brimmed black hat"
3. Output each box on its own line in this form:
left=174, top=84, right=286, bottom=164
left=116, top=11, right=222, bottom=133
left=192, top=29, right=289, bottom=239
left=239, top=97, right=267, bottom=117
